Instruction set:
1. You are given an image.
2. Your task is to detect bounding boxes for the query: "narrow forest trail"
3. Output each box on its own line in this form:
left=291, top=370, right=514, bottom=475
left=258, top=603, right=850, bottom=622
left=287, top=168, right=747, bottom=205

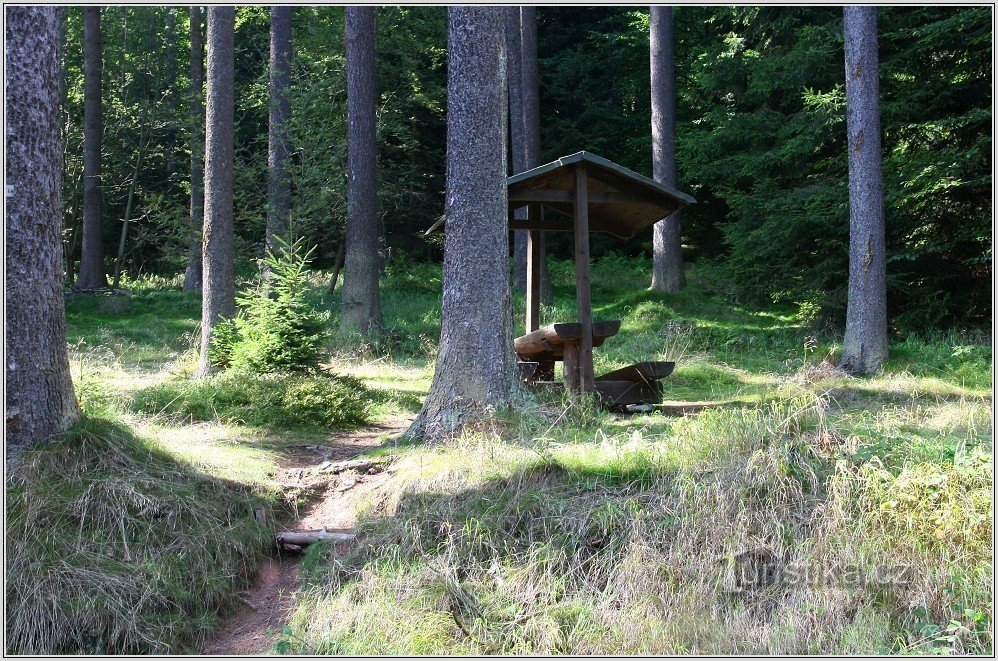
left=200, top=417, right=411, bottom=655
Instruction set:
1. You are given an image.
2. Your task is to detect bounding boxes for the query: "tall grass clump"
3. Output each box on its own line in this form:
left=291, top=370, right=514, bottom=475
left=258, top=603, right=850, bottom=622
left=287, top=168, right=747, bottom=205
left=5, top=419, right=274, bottom=654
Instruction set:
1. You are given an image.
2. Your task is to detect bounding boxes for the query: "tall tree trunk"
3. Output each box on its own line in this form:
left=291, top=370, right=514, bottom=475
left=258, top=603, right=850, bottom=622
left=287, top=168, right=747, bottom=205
left=184, top=6, right=205, bottom=293
left=111, top=126, right=148, bottom=289
left=340, top=7, right=382, bottom=333
left=650, top=5, right=686, bottom=293
left=326, top=241, right=346, bottom=295
left=507, top=7, right=529, bottom=294
left=77, top=6, right=108, bottom=290
left=164, top=7, right=178, bottom=185
left=406, top=6, right=522, bottom=443
left=840, top=6, right=888, bottom=374
left=519, top=7, right=553, bottom=305
left=196, top=6, right=236, bottom=378
left=266, top=6, right=292, bottom=265
left=5, top=6, right=81, bottom=463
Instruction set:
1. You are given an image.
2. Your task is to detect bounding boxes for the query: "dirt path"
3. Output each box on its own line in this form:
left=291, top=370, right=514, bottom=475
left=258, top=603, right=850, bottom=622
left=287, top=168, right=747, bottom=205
left=199, top=417, right=410, bottom=655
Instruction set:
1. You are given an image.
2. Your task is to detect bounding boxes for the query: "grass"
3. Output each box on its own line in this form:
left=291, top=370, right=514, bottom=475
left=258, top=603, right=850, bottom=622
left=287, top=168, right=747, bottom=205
left=5, top=418, right=276, bottom=654
left=7, top=253, right=992, bottom=654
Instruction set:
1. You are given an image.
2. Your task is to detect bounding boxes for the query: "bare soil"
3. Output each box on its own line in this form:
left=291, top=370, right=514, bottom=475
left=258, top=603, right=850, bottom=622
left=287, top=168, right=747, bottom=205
left=199, top=417, right=410, bottom=655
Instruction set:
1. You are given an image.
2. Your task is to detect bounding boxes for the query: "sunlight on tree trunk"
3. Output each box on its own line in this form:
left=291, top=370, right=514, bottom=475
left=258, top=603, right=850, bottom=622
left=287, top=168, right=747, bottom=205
left=406, top=6, right=524, bottom=443
left=196, top=6, right=236, bottom=379
left=650, top=5, right=686, bottom=293
left=5, top=6, right=81, bottom=462
left=840, top=6, right=888, bottom=375
left=340, top=7, right=383, bottom=334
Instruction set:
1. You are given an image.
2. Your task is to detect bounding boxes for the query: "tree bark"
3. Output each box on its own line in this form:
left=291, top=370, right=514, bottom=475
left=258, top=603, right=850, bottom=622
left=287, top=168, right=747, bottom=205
left=196, top=6, right=236, bottom=378
left=111, top=126, right=148, bottom=289
left=326, top=241, right=346, bottom=295
left=650, top=5, right=686, bottom=293
left=507, top=7, right=529, bottom=294
left=519, top=7, right=553, bottom=305
left=840, top=6, right=888, bottom=374
left=406, top=6, right=523, bottom=443
left=77, top=6, right=108, bottom=290
left=266, top=6, right=292, bottom=266
left=184, top=6, right=205, bottom=293
left=5, top=6, right=81, bottom=463
left=340, top=7, right=382, bottom=333
left=164, top=7, right=178, bottom=184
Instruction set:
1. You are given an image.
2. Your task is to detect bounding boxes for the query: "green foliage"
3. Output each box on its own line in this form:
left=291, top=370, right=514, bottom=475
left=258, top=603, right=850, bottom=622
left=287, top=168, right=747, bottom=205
left=134, top=371, right=370, bottom=430
left=5, top=418, right=273, bottom=654
left=216, top=238, right=330, bottom=374
left=59, top=6, right=989, bottom=332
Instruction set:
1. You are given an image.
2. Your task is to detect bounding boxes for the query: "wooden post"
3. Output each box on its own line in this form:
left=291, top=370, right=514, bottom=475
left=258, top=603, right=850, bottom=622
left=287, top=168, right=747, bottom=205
left=573, top=163, right=595, bottom=394
left=526, top=203, right=541, bottom=333
left=563, top=339, right=581, bottom=393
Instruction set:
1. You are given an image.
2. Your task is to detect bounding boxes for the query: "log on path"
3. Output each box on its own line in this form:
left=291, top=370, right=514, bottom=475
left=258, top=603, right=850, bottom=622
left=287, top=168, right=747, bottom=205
left=276, top=529, right=356, bottom=548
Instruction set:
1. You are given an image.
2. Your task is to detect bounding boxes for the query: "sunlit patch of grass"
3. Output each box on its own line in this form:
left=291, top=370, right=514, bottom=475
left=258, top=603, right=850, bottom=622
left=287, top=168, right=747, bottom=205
left=284, top=383, right=992, bottom=654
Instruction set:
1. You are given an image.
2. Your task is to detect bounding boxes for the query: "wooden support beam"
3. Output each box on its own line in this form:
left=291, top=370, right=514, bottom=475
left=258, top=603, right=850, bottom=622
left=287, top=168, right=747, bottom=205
left=563, top=339, right=581, bottom=393
left=509, top=189, right=573, bottom=203
left=573, top=163, right=595, bottom=394
left=526, top=204, right=541, bottom=333
left=509, top=218, right=573, bottom=232
left=509, top=190, right=656, bottom=205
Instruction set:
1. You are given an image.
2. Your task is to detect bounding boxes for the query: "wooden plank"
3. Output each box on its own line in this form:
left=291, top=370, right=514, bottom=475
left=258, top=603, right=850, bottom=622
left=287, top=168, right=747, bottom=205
left=526, top=204, right=541, bottom=333
left=509, top=218, right=573, bottom=232
left=513, top=320, right=620, bottom=362
left=573, top=163, right=595, bottom=393
left=509, top=189, right=573, bottom=203
left=593, top=379, right=663, bottom=406
left=552, top=319, right=620, bottom=339
left=510, top=190, right=656, bottom=205
left=595, top=361, right=675, bottom=383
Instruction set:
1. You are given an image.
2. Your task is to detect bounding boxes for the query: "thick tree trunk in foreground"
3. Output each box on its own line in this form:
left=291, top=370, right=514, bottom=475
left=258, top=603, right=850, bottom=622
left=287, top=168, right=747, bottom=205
left=406, top=6, right=522, bottom=442
left=650, top=5, right=686, bottom=293
left=77, top=6, right=108, bottom=290
left=840, top=6, right=888, bottom=374
left=184, top=6, right=205, bottom=292
left=196, top=6, right=236, bottom=378
left=519, top=7, right=553, bottom=305
left=5, top=6, right=81, bottom=463
left=507, top=7, right=529, bottom=294
left=266, top=6, right=292, bottom=265
left=340, top=7, right=382, bottom=333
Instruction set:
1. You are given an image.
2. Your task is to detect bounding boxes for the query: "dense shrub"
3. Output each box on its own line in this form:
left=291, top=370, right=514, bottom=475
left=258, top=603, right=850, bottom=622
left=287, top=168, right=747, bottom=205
left=134, top=371, right=370, bottom=430
left=213, top=239, right=330, bottom=374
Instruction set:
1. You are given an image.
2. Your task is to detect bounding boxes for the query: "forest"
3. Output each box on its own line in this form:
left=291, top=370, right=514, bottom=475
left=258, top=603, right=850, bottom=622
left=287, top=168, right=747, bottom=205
left=5, top=4, right=994, bottom=656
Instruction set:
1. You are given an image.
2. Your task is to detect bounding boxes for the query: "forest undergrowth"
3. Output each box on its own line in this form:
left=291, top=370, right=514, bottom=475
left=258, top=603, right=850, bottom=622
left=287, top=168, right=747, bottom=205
left=5, top=256, right=993, bottom=654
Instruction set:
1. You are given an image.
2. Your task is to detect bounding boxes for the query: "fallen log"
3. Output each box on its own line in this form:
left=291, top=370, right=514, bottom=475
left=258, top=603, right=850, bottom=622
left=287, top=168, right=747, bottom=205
left=317, top=457, right=384, bottom=475
left=276, top=529, right=356, bottom=548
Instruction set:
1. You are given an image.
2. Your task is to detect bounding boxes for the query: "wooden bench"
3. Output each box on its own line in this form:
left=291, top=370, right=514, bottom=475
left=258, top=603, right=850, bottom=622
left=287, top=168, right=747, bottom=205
left=515, top=320, right=675, bottom=407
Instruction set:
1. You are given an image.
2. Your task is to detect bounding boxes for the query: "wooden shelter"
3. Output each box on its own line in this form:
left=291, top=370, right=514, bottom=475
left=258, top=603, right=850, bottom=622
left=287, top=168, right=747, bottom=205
left=428, top=151, right=696, bottom=406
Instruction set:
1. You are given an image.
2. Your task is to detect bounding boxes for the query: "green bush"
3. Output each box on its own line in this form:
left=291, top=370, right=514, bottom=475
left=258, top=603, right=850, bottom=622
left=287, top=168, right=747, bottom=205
left=213, top=238, right=330, bottom=374
left=134, top=371, right=370, bottom=430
